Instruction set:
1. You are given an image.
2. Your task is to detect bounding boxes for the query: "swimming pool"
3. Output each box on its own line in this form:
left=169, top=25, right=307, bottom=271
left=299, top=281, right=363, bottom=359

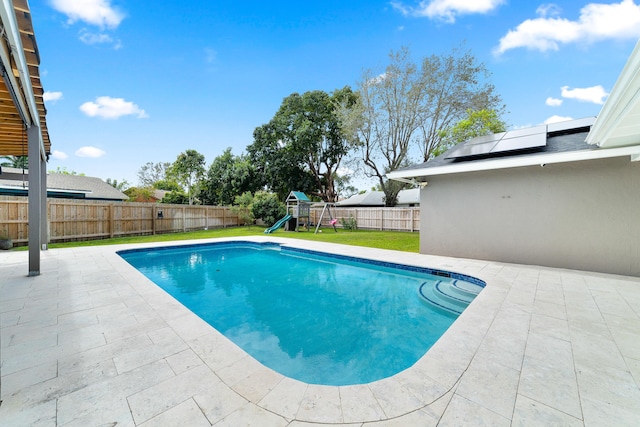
left=119, top=241, right=484, bottom=385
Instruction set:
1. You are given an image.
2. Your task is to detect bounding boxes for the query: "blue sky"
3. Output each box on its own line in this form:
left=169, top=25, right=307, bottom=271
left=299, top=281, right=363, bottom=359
left=33, top=0, right=640, bottom=189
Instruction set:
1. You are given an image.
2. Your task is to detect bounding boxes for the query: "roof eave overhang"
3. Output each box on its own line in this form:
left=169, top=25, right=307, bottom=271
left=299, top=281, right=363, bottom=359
left=0, top=0, right=49, bottom=157
left=586, top=39, right=640, bottom=149
left=387, top=145, right=640, bottom=181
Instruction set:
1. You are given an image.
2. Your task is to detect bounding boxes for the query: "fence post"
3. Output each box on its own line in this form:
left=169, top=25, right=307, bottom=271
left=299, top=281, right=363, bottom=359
left=410, top=207, right=414, bottom=232
left=354, top=209, right=358, bottom=230
left=182, top=206, right=186, bottom=232
left=380, top=209, right=384, bottom=231
left=47, top=200, right=51, bottom=243
left=152, top=205, right=157, bottom=235
left=109, top=204, right=114, bottom=238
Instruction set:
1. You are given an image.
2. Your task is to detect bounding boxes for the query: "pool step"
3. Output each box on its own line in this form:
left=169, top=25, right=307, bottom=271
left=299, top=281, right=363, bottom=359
left=418, top=279, right=484, bottom=315
left=451, top=279, right=483, bottom=296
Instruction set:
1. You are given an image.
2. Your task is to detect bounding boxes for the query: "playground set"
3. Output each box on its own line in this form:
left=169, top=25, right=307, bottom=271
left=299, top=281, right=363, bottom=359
left=264, top=191, right=337, bottom=234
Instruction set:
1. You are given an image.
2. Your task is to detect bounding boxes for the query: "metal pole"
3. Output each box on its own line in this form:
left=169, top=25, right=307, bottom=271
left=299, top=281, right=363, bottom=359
left=27, top=125, right=42, bottom=276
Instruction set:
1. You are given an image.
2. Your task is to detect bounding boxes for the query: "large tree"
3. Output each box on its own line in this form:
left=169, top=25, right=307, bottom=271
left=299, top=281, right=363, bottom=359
left=137, top=161, right=171, bottom=187
left=248, top=87, right=358, bottom=202
left=343, top=45, right=504, bottom=206
left=345, top=47, right=426, bottom=206
left=249, top=121, right=316, bottom=201
left=198, top=148, right=260, bottom=206
left=436, top=108, right=507, bottom=157
left=417, top=46, right=504, bottom=162
left=170, top=149, right=206, bottom=205
left=333, top=173, right=359, bottom=200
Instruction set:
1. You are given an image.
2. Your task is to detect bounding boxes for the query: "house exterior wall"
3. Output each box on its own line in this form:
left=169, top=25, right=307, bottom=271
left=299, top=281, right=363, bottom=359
left=419, top=156, right=640, bottom=277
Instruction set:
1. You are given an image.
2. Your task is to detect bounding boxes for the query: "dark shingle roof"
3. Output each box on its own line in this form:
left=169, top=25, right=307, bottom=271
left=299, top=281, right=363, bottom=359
left=403, top=129, right=593, bottom=173
left=47, top=174, right=128, bottom=200
left=0, top=167, right=127, bottom=200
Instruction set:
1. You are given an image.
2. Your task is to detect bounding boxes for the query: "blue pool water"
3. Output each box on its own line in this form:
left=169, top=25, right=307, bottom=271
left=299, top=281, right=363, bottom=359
left=118, top=241, right=484, bottom=385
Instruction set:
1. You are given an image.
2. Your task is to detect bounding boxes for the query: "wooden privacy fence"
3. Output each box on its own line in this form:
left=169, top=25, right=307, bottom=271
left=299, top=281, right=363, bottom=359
left=309, top=206, right=420, bottom=232
left=0, top=197, right=420, bottom=246
left=0, top=197, right=240, bottom=245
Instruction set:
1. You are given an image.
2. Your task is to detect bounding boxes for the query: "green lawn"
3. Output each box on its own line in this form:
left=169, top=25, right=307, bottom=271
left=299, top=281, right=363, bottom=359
left=33, top=226, right=419, bottom=253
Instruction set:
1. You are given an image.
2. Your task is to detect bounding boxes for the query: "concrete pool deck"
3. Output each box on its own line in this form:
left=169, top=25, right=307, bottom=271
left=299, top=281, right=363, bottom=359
left=1, top=237, right=639, bottom=426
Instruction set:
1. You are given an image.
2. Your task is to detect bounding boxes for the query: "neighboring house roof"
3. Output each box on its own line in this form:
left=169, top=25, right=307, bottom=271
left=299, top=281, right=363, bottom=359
left=0, top=167, right=127, bottom=201
left=153, top=189, right=169, bottom=200
left=337, top=188, right=420, bottom=206
left=336, top=191, right=383, bottom=206
left=397, top=188, right=420, bottom=205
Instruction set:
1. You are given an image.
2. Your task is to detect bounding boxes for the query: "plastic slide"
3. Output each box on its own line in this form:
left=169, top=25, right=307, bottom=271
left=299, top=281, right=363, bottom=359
left=264, top=214, right=292, bottom=234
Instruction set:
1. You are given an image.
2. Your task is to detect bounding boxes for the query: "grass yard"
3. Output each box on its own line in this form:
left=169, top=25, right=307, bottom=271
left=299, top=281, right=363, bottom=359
left=29, top=226, right=420, bottom=253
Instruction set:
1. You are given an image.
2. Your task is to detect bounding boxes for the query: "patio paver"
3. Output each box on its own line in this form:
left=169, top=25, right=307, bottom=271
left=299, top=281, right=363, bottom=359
left=1, top=236, right=639, bottom=426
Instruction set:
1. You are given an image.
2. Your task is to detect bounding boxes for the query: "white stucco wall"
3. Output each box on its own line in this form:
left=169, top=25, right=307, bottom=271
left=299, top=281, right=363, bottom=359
left=419, top=156, right=640, bottom=277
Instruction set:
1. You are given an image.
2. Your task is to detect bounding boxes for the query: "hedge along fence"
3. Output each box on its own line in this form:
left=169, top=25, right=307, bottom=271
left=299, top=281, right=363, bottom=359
left=309, top=206, right=420, bottom=232
left=0, top=196, right=240, bottom=246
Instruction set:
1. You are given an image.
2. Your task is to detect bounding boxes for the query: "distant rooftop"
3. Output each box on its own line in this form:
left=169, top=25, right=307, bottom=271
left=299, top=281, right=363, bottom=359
left=0, top=167, right=127, bottom=201
left=337, top=188, right=420, bottom=207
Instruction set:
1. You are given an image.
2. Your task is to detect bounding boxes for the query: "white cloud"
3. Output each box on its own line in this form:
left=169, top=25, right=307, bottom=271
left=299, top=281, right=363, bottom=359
left=51, top=150, right=68, bottom=159
left=391, top=1, right=411, bottom=16
left=75, top=146, right=106, bottom=158
left=80, top=96, right=149, bottom=119
left=79, top=31, right=111, bottom=44
left=392, top=0, right=505, bottom=23
left=536, top=4, right=563, bottom=18
left=49, top=0, right=124, bottom=29
left=561, top=85, right=609, bottom=104
left=545, top=97, right=563, bottom=107
left=544, top=115, right=574, bottom=124
left=43, top=91, right=63, bottom=103
left=78, top=30, right=122, bottom=49
left=495, top=0, right=640, bottom=54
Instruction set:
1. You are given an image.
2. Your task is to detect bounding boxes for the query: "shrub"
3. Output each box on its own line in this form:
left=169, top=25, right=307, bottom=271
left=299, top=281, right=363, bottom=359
left=0, top=231, right=12, bottom=250
left=161, top=191, right=189, bottom=204
left=125, top=187, right=154, bottom=202
left=340, top=214, right=358, bottom=231
left=251, top=191, right=285, bottom=226
left=232, top=192, right=255, bottom=227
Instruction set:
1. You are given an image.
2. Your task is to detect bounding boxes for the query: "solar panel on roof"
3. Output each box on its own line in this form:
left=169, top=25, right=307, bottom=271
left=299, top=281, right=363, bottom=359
left=442, top=117, right=594, bottom=161
left=444, top=139, right=499, bottom=159
left=547, top=117, right=595, bottom=134
left=492, top=132, right=547, bottom=153
left=445, top=126, right=547, bottom=160
left=467, top=132, right=506, bottom=145
left=500, top=125, right=546, bottom=139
